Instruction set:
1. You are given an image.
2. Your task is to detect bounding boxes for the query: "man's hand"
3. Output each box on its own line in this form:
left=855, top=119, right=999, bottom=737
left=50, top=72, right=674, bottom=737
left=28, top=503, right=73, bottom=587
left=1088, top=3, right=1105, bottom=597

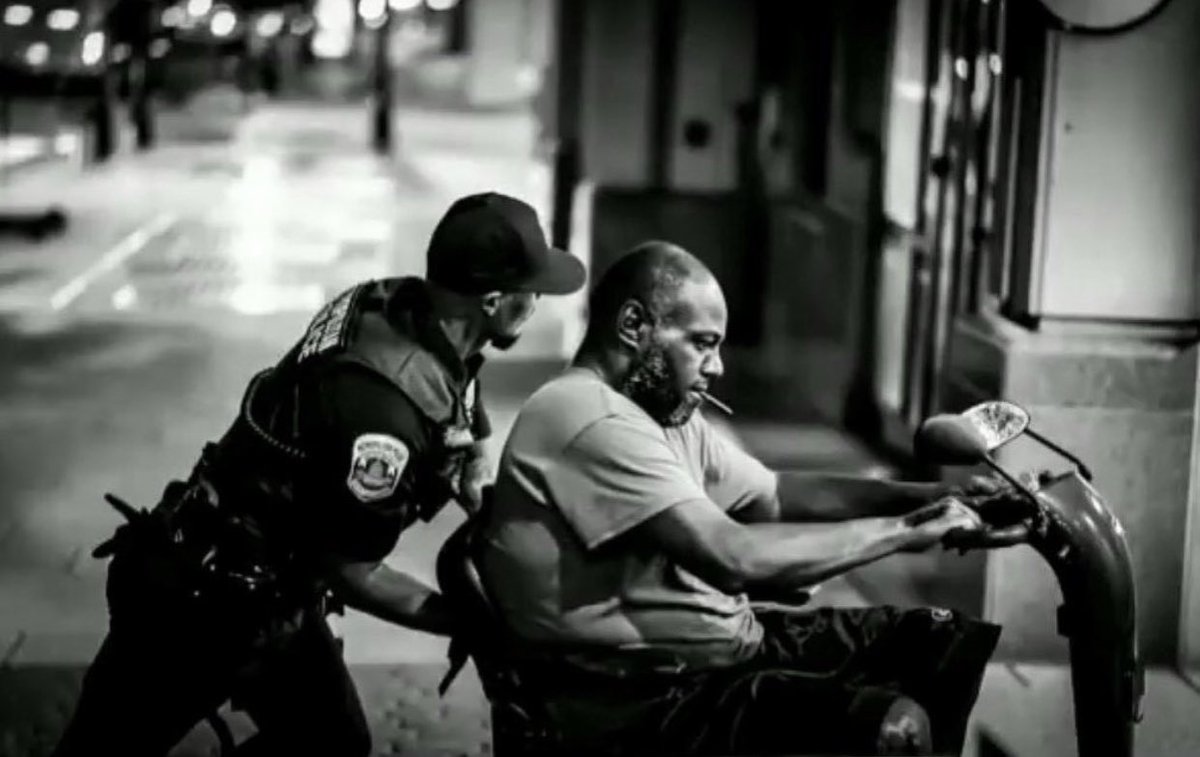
left=950, top=473, right=1009, bottom=498
left=899, top=497, right=984, bottom=553
left=953, top=472, right=1041, bottom=528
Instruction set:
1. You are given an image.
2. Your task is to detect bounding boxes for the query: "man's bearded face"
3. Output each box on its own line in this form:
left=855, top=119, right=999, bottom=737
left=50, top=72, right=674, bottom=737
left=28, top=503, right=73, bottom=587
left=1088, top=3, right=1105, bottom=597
left=621, top=337, right=702, bottom=427
left=617, top=277, right=727, bottom=427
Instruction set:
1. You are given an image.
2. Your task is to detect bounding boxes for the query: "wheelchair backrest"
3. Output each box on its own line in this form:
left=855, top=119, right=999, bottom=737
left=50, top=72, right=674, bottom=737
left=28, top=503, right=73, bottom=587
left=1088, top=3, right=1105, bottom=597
left=436, top=515, right=499, bottom=634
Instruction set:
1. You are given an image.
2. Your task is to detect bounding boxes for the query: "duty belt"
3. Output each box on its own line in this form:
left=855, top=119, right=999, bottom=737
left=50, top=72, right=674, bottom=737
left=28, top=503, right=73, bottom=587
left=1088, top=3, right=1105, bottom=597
left=98, top=475, right=312, bottom=611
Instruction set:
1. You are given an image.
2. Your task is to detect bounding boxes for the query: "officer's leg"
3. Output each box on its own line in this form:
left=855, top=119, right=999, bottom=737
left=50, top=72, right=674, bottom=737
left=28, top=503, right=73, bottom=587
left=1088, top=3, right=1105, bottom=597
left=54, top=533, right=244, bottom=757
left=52, top=627, right=233, bottom=757
left=230, top=609, right=371, bottom=757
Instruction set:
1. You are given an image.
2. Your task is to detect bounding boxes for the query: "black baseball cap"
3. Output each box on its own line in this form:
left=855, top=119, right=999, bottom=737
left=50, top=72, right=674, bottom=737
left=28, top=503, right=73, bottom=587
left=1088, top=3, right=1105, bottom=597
left=426, top=192, right=586, bottom=296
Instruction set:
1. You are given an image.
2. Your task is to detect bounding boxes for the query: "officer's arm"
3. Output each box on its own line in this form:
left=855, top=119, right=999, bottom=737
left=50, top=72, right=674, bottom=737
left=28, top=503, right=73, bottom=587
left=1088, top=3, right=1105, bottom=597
left=626, top=499, right=918, bottom=593
left=309, top=367, right=454, bottom=634
left=325, top=559, right=454, bottom=635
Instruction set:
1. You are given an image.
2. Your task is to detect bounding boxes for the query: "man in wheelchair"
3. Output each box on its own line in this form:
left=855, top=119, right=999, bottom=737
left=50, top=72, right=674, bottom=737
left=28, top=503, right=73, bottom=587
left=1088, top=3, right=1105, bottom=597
left=440, top=242, right=1007, bottom=756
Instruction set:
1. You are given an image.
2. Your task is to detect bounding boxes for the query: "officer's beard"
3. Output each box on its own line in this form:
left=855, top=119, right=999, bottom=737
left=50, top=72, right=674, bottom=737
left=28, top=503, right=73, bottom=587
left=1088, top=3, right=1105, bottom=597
left=621, top=341, right=698, bottom=427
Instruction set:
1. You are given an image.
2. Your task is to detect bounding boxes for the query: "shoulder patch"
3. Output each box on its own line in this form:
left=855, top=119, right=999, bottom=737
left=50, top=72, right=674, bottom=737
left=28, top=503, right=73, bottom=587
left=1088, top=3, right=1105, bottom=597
left=347, top=433, right=410, bottom=503
left=299, top=285, right=363, bottom=361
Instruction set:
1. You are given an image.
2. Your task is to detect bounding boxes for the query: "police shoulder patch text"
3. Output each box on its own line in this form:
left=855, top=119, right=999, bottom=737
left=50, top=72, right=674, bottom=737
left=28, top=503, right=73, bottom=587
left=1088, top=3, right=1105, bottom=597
left=347, top=433, right=410, bottom=503
left=299, top=286, right=359, bottom=360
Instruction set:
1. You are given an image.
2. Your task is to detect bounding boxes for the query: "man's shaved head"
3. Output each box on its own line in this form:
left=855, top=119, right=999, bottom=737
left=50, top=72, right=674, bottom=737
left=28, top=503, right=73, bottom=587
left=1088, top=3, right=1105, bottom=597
left=583, top=241, right=714, bottom=345
left=577, top=241, right=726, bottom=427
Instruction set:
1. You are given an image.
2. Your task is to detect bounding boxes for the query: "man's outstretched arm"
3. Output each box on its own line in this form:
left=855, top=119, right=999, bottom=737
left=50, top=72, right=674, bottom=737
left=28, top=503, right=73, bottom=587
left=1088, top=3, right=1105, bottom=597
left=732, top=472, right=1007, bottom=524
left=326, top=558, right=454, bottom=636
left=702, top=415, right=1005, bottom=524
left=629, top=496, right=982, bottom=593
left=772, top=472, right=950, bottom=522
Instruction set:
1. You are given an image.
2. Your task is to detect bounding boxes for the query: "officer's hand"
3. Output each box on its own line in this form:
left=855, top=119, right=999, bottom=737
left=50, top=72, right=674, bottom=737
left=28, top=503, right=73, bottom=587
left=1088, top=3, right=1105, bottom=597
left=900, top=497, right=984, bottom=553
left=457, top=477, right=486, bottom=516
left=455, top=446, right=491, bottom=516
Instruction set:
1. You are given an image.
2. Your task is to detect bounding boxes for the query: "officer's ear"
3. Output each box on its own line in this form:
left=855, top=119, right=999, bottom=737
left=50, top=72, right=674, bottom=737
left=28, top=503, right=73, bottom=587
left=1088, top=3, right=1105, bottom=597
left=480, top=291, right=503, bottom=316
left=615, top=300, right=651, bottom=349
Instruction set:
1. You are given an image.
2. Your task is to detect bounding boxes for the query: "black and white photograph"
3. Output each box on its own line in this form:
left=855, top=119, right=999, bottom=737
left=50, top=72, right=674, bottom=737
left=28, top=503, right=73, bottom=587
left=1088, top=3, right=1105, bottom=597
left=1, top=0, right=1198, bottom=754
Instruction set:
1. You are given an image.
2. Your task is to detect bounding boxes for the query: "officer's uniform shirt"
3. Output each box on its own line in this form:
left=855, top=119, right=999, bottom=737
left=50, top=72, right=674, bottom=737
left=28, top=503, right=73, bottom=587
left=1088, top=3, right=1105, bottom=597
left=218, top=277, right=489, bottom=566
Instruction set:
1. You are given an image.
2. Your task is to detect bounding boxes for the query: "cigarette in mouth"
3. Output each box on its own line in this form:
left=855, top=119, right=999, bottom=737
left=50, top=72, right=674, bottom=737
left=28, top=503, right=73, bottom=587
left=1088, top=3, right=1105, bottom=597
left=698, top=391, right=733, bottom=415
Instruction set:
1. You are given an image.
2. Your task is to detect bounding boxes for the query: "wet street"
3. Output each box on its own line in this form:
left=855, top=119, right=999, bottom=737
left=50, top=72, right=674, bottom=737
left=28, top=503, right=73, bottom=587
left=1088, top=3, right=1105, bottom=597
left=0, top=99, right=578, bottom=755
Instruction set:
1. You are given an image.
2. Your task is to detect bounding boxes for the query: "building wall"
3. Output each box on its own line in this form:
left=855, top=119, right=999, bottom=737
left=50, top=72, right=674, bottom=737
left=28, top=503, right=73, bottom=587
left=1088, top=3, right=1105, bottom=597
left=937, top=0, right=1200, bottom=666
left=577, top=0, right=656, bottom=187
left=1033, top=0, right=1200, bottom=321
left=572, top=0, right=763, bottom=342
left=946, top=316, right=1197, bottom=663
left=667, top=0, right=755, bottom=192
left=757, top=0, right=892, bottom=424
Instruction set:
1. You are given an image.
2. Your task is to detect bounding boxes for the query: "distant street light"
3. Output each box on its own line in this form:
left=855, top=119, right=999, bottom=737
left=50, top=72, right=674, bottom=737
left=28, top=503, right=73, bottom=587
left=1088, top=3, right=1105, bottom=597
left=24, top=41, right=49, bottom=67
left=161, top=6, right=185, bottom=27
left=358, top=0, right=385, bottom=22
left=149, top=38, right=172, bottom=58
left=4, top=4, right=33, bottom=26
left=289, top=16, right=313, bottom=35
left=255, top=11, right=284, bottom=37
left=211, top=6, right=237, bottom=37
left=47, top=8, right=80, bottom=30
left=426, top=0, right=458, bottom=10
left=81, top=31, right=105, bottom=65
left=187, top=0, right=213, bottom=18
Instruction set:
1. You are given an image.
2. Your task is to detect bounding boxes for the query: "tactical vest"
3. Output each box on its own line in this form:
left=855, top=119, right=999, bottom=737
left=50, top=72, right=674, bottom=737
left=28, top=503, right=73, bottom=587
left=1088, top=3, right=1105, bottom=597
left=210, top=278, right=482, bottom=535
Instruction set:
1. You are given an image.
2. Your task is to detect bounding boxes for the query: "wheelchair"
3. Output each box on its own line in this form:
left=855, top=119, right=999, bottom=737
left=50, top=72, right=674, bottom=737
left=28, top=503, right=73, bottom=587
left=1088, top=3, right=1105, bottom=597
left=434, top=509, right=818, bottom=757
left=435, top=513, right=569, bottom=755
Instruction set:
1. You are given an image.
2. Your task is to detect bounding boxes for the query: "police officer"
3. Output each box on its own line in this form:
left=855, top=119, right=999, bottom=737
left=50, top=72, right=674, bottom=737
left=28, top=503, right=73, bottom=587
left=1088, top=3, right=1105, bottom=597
left=52, top=192, right=586, bottom=757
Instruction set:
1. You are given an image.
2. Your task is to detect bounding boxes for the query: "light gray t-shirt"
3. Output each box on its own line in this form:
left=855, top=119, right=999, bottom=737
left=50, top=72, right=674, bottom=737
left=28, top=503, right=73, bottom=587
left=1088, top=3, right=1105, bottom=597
left=478, top=368, right=778, bottom=671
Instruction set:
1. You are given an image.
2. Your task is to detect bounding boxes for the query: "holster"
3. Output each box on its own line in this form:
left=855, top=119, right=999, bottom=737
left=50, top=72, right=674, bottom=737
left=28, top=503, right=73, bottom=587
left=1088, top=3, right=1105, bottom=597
left=96, top=451, right=317, bottom=621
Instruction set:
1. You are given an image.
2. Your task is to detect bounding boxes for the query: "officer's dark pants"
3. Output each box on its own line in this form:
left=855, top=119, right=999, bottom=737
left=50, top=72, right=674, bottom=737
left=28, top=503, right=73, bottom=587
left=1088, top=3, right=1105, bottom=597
left=536, top=606, right=1000, bottom=757
left=52, top=534, right=371, bottom=757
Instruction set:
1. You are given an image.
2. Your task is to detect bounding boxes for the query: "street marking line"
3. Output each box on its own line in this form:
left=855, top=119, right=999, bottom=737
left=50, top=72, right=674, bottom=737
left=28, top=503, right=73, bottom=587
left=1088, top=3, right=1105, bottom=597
left=49, top=212, right=179, bottom=311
